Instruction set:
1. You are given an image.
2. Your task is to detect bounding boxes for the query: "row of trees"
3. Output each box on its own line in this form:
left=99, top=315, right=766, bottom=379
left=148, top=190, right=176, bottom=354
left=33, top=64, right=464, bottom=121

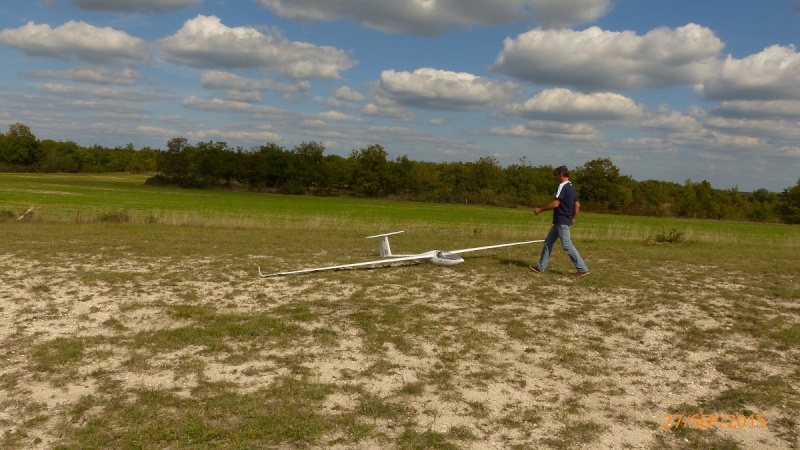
left=0, top=123, right=158, bottom=174
left=2, top=123, right=799, bottom=224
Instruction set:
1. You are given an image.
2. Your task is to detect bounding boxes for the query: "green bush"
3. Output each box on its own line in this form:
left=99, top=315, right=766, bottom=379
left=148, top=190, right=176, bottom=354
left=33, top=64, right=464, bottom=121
left=653, top=227, right=685, bottom=243
left=97, top=209, right=130, bottom=223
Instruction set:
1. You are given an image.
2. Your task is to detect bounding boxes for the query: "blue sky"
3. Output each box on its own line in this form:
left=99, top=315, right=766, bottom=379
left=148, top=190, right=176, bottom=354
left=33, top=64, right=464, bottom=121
left=1, top=0, right=799, bottom=192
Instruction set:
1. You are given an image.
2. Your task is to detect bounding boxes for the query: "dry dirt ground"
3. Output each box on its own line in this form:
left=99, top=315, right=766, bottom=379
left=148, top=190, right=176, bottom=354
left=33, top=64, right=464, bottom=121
left=1, top=251, right=798, bottom=449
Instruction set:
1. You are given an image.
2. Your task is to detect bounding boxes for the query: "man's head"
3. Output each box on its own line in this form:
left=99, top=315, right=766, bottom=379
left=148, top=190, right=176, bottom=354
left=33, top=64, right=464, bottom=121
left=554, top=166, right=570, bottom=180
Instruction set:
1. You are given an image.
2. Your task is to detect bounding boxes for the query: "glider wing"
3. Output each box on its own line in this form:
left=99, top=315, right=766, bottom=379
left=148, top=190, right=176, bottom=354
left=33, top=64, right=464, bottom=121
left=258, top=252, right=432, bottom=278
left=449, top=239, right=543, bottom=254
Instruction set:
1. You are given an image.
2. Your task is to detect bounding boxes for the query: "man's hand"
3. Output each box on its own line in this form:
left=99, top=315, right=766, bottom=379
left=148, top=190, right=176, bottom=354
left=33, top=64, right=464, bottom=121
left=535, top=199, right=559, bottom=216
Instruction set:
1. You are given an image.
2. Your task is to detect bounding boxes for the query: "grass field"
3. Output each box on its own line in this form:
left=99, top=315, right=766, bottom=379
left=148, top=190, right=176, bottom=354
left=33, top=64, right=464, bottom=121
left=1, top=173, right=799, bottom=449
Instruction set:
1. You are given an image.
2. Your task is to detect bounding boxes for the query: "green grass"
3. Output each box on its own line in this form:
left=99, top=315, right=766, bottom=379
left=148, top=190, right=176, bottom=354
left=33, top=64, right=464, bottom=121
left=1, top=173, right=799, bottom=449
left=3, top=173, right=797, bottom=246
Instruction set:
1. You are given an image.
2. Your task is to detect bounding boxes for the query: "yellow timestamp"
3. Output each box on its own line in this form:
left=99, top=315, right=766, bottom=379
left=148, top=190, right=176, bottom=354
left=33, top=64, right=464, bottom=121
left=663, top=414, right=767, bottom=430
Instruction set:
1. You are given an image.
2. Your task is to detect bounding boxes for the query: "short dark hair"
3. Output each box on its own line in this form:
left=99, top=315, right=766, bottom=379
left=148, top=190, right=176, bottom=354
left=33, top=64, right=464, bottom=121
left=554, top=166, right=569, bottom=177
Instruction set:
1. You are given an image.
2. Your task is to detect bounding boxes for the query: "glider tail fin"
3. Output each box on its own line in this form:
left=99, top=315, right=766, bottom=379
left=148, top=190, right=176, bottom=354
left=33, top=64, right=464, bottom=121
left=379, top=236, right=392, bottom=257
left=366, top=231, right=404, bottom=257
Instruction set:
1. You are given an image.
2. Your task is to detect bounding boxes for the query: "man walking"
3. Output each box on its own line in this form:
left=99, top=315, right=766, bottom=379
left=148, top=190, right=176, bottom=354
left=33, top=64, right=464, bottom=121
left=531, top=166, right=589, bottom=278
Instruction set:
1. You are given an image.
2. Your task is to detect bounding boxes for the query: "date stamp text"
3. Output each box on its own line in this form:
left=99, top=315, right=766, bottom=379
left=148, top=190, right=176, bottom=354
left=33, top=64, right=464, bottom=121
left=663, top=414, right=767, bottom=430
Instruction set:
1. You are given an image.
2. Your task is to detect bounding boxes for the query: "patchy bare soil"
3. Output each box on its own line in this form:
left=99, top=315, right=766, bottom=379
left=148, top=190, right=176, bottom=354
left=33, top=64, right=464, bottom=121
left=1, top=251, right=798, bottom=449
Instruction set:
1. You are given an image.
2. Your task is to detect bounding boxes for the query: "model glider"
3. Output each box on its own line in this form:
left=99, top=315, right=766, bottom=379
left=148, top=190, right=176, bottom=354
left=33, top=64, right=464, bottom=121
left=258, top=231, right=543, bottom=277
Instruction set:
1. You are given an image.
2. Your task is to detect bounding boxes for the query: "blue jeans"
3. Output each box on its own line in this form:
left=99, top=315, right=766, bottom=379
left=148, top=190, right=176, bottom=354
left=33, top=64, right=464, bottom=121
left=536, top=224, right=588, bottom=272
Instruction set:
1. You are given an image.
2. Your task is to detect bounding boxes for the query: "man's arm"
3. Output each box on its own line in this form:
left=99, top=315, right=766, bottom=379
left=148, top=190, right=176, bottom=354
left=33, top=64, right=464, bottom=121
left=572, top=201, right=580, bottom=223
left=534, top=199, right=560, bottom=216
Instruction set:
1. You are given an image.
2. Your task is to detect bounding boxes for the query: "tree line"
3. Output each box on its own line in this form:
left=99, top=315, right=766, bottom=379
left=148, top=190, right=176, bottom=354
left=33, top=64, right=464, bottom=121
left=2, top=122, right=799, bottom=224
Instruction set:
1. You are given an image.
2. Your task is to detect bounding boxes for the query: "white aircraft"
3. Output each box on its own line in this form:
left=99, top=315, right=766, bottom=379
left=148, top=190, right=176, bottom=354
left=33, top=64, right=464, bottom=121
left=258, top=231, right=543, bottom=277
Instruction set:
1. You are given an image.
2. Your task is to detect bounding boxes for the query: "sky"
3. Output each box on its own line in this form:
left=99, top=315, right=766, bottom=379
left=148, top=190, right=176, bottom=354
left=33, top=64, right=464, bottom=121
left=1, top=1, right=799, bottom=192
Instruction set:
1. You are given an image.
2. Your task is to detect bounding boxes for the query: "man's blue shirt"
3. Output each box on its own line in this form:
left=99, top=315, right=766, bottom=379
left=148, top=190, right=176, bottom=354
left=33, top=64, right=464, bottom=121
left=553, top=181, right=577, bottom=226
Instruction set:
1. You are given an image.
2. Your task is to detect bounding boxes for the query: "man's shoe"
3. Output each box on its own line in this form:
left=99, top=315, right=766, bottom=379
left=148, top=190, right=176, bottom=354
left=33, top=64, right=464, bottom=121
left=574, top=271, right=590, bottom=278
left=530, top=264, right=542, bottom=273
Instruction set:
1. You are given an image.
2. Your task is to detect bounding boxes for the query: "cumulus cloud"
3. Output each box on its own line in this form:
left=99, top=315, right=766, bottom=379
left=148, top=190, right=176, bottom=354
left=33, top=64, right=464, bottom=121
left=41, top=83, right=165, bottom=101
left=639, top=107, right=704, bottom=135
left=493, top=24, right=723, bottom=91
left=0, top=20, right=147, bottom=64
left=41, top=83, right=81, bottom=96
left=376, top=68, right=521, bottom=111
left=491, top=121, right=602, bottom=141
left=326, top=86, right=365, bottom=108
left=316, top=110, right=359, bottom=122
left=87, top=122, right=179, bottom=139
left=711, top=99, right=800, bottom=120
left=362, top=96, right=415, bottom=121
left=332, top=86, right=365, bottom=102
left=776, top=146, right=800, bottom=158
left=497, top=89, right=707, bottom=144
left=256, top=0, right=610, bottom=35
left=696, top=45, right=800, bottom=101
left=190, top=127, right=282, bottom=143
left=159, top=15, right=355, bottom=79
left=704, top=116, right=800, bottom=143
left=29, top=65, right=141, bottom=85
left=505, top=88, right=643, bottom=121
left=73, top=0, right=201, bottom=13
left=182, top=95, right=289, bottom=121
left=530, top=0, right=611, bottom=28
left=200, top=70, right=310, bottom=101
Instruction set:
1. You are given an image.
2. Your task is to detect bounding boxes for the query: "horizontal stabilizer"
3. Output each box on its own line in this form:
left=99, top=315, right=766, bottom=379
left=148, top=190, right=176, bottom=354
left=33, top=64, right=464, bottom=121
left=365, top=231, right=404, bottom=239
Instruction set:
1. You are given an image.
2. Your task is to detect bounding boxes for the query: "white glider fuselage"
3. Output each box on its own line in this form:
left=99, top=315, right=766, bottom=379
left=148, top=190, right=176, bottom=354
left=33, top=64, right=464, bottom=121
left=369, top=231, right=464, bottom=266
left=389, top=250, right=464, bottom=266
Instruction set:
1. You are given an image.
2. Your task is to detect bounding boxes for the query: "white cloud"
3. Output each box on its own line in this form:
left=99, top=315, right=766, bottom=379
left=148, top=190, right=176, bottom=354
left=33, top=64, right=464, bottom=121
left=256, top=0, right=610, bottom=35
left=377, top=68, right=521, bottom=111
left=41, top=83, right=80, bottom=96
left=200, top=70, right=310, bottom=101
left=41, top=82, right=165, bottom=101
left=711, top=99, right=800, bottom=120
left=619, top=106, right=767, bottom=152
left=190, top=128, right=282, bottom=143
left=776, top=146, right=800, bottom=158
left=704, top=116, right=800, bottom=143
left=316, top=110, right=359, bottom=122
left=639, top=106, right=703, bottom=134
left=159, top=15, right=355, bottom=79
left=499, top=90, right=708, bottom=144
left=331, top=86, right=365, bottom=102
left=696, top=151, right=736, bottom=162
left=92, top=87, right=165, bottom=102
left=88, top=122, right=180, bottom=140
left=327, top=86, right=365, bottom=108
left=505, top=88, right=643, bottom=121
left=493, top=24, right=723, bottom=91
left=182, top=95, right=287, bottom=119
left=29, top=66, right=141, bottom=85
left=696, top=45, right=800, bottom=101
left=618, top=137, right=680, bottom=156
left=491, top=121, right=602, bottom=141
left=0, top=20, right=147, bottom=64
left=530, top=0, right=611, bottom=28
left=362, top=98, right=415, bottom=121
left=73, top=0, right=201, bottom=13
